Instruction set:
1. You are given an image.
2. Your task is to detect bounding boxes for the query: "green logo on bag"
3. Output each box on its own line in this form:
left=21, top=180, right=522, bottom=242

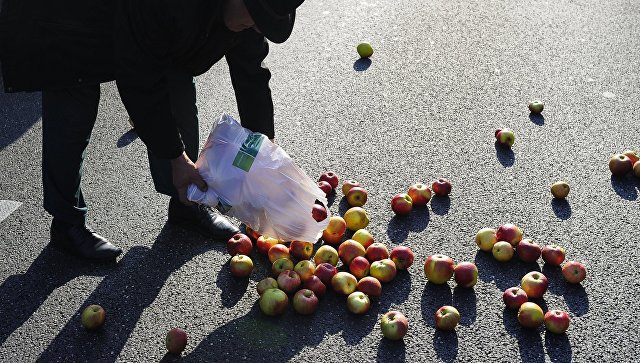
left=232, top=133, right=265, bottom=172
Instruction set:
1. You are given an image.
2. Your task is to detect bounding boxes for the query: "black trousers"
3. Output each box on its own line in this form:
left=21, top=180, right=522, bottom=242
left=41, top=74, right=199, bottom=225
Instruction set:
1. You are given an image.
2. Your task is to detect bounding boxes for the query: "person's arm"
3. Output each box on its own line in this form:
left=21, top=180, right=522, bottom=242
left=225, top=30, right=275, bottom=138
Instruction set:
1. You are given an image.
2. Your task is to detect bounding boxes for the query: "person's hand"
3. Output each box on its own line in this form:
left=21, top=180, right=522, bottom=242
left=223, top=0, right=257, bottom=32
left=171, top=152, right=207, bottom=205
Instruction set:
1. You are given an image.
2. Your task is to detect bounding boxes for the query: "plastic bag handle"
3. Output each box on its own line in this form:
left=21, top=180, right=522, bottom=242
left=187, top=184, right=219, bottom=207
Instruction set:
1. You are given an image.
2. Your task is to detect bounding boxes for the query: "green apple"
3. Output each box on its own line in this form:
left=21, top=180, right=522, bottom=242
left=357, top=42, right=374, bottom=58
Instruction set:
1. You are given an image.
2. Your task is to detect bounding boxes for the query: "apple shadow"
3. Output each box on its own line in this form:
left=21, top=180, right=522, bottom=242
left=502, top=309, right=545, bottom=363
left=529, top=113, right=545, bottom=126
left=433, top=330, right=459, bottom=363
left=337, top=197, right=352, bottom=216
left=420, top=282, right=453, bottom=328
left=474, top=251, right=541, bottom=292
left=544, top=330, right=573, bottom=363
left=452, top=286, right=477, bottom=326
left=353, top=58, right=372, bottom=72
left=610, top=174, right=639, bottom=201
left=542, top=264, right=589, bottom=316
left=377, top=338, right=407, bottom=362
left=495, top=141, right=515, bottom=167
left=0, top=85, right=41, bottom=151
left=430, top=196, right=450, bottom=215
left=385, top=207, right=430, bottom=244
left=551, top=199, right=572, bottom=220
left=116, top=129, right=139, bottom=148
left=215, top=259, right=251, bottom=308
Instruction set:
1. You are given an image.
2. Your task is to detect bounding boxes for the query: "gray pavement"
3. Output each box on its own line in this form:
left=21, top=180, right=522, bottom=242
left=1, top=0, right=640, bottom=361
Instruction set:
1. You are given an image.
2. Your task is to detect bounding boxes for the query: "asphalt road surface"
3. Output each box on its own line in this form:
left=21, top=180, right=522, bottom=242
left=1, top=0, right=639, bottom=362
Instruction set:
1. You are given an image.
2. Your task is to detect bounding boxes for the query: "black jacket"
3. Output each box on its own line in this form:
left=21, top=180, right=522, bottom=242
left=0, top=0, right=275, bottom=158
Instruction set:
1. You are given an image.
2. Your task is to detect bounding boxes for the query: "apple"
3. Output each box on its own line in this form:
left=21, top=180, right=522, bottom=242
left=259, top=288, right=289, bottom=316
left=390, top=193, right=413, bottom=216
left=303, top=275, right=327, bottom=298
left=311, top=204, right=328, bottom=222
left=369, top=259, right=397, bottom=283
left=502, top=287, right=528, bottom=310
left=431, top=178, right=452, bottom=196
left=268, top=244, right=290, bottom=264
left=322, top=216, right=347, bottom=245
left=313, top=262, right=338, bottom=286
left=424, top=254, right=455, bottom=284
left=623, top=150, right=640, bottom=165
left=562, top=261, right=587, bottom=284
left=634, top=160, right=640, bottom=177
left=338, top=239, right=367, bottom=265
left=380, top=311, right=409, bottom=340
left=313, top=245, right=339, bottom=266
left=277, top=270, right=302, bottom=294
left=294, top=260, right=316, bottom=281
left=272, top=257, right=294, bottom=276
left=541, top=245, right=566, bottom=266
left=390, top=246, right=414, bottom=270
left=229, top=254, right=253, bottom=277
left=357, top=276, right=382, bottom=297
left=319, top=171, right=339, bottom=189
left=81, top=304, right=106, bottom=331
left=453, top=262, right=478, bottom=288
left=357, top=42, right=374, bottom=58
left=290, top=240, right=314, bottom=260
left=352, top=229, right=374, bottom=249
left=317, top=181, right=333, bottom=197
left=165, top=328, right=188, bottom=354
left=292, top=289, right=319, bottom=315
left=521, top=271, right=548, bottom=298
left=435, top=305, right=460, bottom=331
left=495, top=128, right=515, bottom=147
left=544, top=310, right=570, bottom=334
left=349, top=256, right=370, bottom=279
left=245, top=226, right=261, bottom=241
left=341, top=180, right=361, bottom=195
left=343, top=207, right=370, bottom=231
left=227, top=233, right=253, bottom=256
left=475, top=227, right=498, bottom=252
left=609, top=154, right=633, bottom=176
left=346, top=291, right=371, bottom=314
left=492, top=241, right=514, bottom=262
left=516, top=239, right=542, bottom=263
left=365, top=243, right=390, bottom=262
left=550, top=181, right=570, bottom=199
left=528, top=100, right=544, bottom=114
left=407, top=183, right=432, bottom=206
left=496, top=223, right=523, bottom=246
left=517, top=302, right=544, bottom=329
left=256, top=236, right=280, bottom=255
left=346, top=187, right=368, bottom=207
left=256, top=277, right=278, bottom=295
left=331, top=271, right=358, bottom=295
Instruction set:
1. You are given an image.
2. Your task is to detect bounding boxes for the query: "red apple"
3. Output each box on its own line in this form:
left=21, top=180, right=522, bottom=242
left=492, top=241, right=514, bottom=262
left=544, top=310, right=570, bottom=334
left=496, top=223, right=523, bottom=246
left=227, top=233, right=253, bottom=256
left=517, top=302, right=544, bottom=328
left=290, top=240, right=314, bottom=260
left=634, top=160, right=640, bottom=177
left=259, top=288, right=288, bottom=316
left=502, top=287, right=528, bottom=310
left=390, top=246, right=414, bottom=270
left=303, top=275, right=327, bottom=298
left=623, top=150, right=640, bottom=165
left=322, top=216, right=347, bottom=245
left=496, top=128, right=515, bottom=147
left=541, top=245, right=566, bottom=266
left=294, top=260, right=316, bottom=281
left=341, top=180, right=361, bottom=195
left=256, top=277, right=278, bottom=295
left=516, top=239, right=542, bottom=263
left=609, top=154, right=633, bottom=176
left=166, top=328, right=188, bottom=355
left=346, top=187, right=368, bottom=207
left=562, top=261, right=587, bottom=284
left=317, top=181, right=333, bottom=197
left=475, top=227, right=498, bottom=252
left=277, top=270, right=301, bottom=294
left=407, top=183, right=432, bottom=206
left=245, top=226, right=261, bottom=241
left=365, top=242, right=389, bottom=262
left=380, top=311, right=409, bottom=340
left=349, top=256, right=370, bottom=279
left=313, top=262, right=338, bottom=286
left=229, top=254, right=253, bottom=277
left=313, top=245, right=339, bottom=266
left=352, top=229, right=374, bottom=249
left=431, top=178, right=452, bottom=196
left=390, top=193, right=413, bottom=216
left=435, top=305, right=460, bottom=331
left=338, top=239, right=367, bottom=265
left=346, top=291, right=370, bottom=314
left=424, top=254, right=455, bottom=284
left=331, top=271, right=358, bottom=295
left=319, top=171, right=339, bottom=189
left=520, top=271, right=548, bottom=298
left=453, top=262, right=478, bottom=288
left=292, top=289, right=319, bottom=315
left=271, top=257, right=294, bottom=277
left=256, top=236, right=280, bottom=255
left=357, top=276, right=382, bottom=297
left=369, top=259, right=397, bottom=283
left=81, top=304, right=106, bottom=331
left=268, top=244, right=290, bottom=264
left=311, top=204, right=328, bottom=222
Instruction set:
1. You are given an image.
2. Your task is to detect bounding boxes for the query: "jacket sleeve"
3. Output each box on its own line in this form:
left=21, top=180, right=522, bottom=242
left=114, top=0, right=185, bottom=159
left=225, top=30, right=275, bottom=139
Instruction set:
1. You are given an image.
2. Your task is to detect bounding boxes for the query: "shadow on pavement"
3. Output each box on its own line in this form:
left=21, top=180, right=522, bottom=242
left=542, top=264, right=589, bottom=316
left=474, top=251, right=540, bottom=292
left=433, top=330, right=458, bottom=363
left=452, top=286, right=477, bottom=326
left=529, top=113, right=545, bottom=126
left=377, top=338, right=406, bottom=362
left=610, top=174, right=639, bottom=200
left=353, top=58, right=372, bottom=72
left=551, top=199, right=572, bottom=220
left=386, top=207, right=430, bottom=244
left=0, top=74, right=41, bottom=151
left=545, top=331, right=573, bottom=363
left=502, top=309, right=546, bottom=363
left=430, top=196, right=450, bottom=215
left=116, top=129, right=138, bottom=148
left=494, top=141, right=515, bottom=167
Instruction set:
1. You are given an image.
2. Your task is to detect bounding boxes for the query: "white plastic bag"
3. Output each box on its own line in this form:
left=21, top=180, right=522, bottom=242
left=187, top=114, right=330, bottom=242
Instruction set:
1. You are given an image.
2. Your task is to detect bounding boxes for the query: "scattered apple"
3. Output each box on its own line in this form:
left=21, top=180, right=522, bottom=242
left=347, top=291, right=371, bottom=314
left=292, top=289, right=319, bottom=315
left=521, top=271, right=548, bottom=298
left=319, top=171, right=339, bottom=189
left=528, top=100, right=544, bottom=114
left=357, top=42, right=374, bottom=58
left=271, top=257, right=294, bottom=276
left=317, top=180, right=333, bottom=197
left=431, top=178, right=452, bottom=196
left=343, top=207, right=370, bottom=231
left=475, top=227, right=498, bottom=252
left=341, top=180, right=361, bottom=195
left=623, top=150, right=640, bottom=165
left=229, top=254, right=253, bottom=277
left=390, top=246, right=415, bottom=270
left=81, top=304, right=106, bottom=331
left=496, top=223, right=523, bottom=246
left=256, top=235, right=280, bottom=255
left=313, top=245, right=339, bottom=266
left=314, top=262, right=338, bottom=286
left=517, top=302, right=544, bottom=329
left=562, top=261, right=587, bottom=284
left=322, top=216, right=347, bottom=245
left=550, top=181, right=570, bottom=199
left=516, top=239, right=542, bottom=263
left=303, top=275, right=327, bottom=298
left=407, top=183, right=432, bottom=206
left=165, top=328, right=188, bottom=355
left=495, top=128, right=515, bottom=147
left=435, top=306, right=460, bottom=331
left=492, top=241, right=514, bottom=262
left=259, top=288, right=289, bottom=316
left=365, top=242, right=390, bottom=262
left=544, top=310, right=570, bottom=334
left=256, top=277, right=278, bottom=295
left=453, top=262, right=478, bottom=288
left=352, top=229, right=374, bottom=249
left=380, top=311, right=409, bottom=340
left=227, top=233, right=253, bottom=256
left=357, top=276, right=382, bottom=297
left=541, top=245, right=566, bottom=266
left=609, top=154, right=633, bottom=176
left=369, top=259, right=397, bottom=283
left=290, top=240, right=314, bottom=260
left=502, top=287, right=528, bottom=310
left=311, top=203, right=328, bottom=222
left=634, top=161, right=640, bottom=177
left=424, top=254, right=455, bottom=284
left=390, top=193, right=413, bottom=216
left=338, top=239, right=366, bottom=265
left=349, top=256, right=371, bottom=279
left=268, top=244, right=290, bottom=264
left=294, top=260, right=316, bottom=281
left=346, top=187, right=368, bottom=207
left=331, top=271, right=358, bottom=295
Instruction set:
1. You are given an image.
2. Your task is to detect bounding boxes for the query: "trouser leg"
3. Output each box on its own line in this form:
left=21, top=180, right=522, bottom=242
left=42, top=84, right=100, bottom=225
left=147, top=73, right=199, bottom=197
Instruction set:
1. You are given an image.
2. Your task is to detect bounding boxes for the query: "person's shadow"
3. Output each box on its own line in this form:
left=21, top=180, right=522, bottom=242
left=0, top=70, right=42, bottom=151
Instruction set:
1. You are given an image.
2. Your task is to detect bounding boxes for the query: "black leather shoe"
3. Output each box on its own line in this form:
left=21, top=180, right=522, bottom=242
left=50, top=220, right=123, bottom=262
left=167, top=198, right=240, bottom=240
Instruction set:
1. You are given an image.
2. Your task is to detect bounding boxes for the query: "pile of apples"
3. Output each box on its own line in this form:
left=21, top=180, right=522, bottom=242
left=390, top=178, right=452, bottom=216
left=609, top=150, right=640, bottom=178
